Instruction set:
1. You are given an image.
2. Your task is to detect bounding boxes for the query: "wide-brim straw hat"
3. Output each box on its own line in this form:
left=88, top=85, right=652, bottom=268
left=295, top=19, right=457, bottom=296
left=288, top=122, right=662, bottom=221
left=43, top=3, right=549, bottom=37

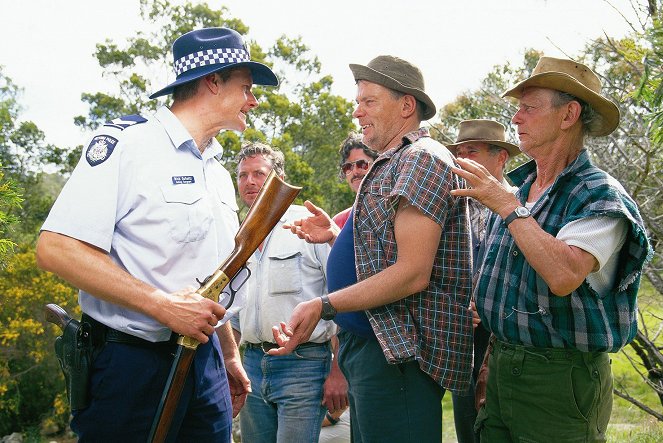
left=502, top=56, right=619, bottom=136
left=445, top=119, right=520, bottom=157
left=149, top=27, right=278, bottom=99
left=349, top=55, right=436, bottom=120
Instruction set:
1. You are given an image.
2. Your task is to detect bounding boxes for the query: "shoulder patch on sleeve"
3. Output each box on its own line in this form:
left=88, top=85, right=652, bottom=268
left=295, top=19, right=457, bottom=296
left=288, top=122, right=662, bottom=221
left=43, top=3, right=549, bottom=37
left=103, top=114, right=148, bottom=131
left=86, top=135, right=119, bottom=167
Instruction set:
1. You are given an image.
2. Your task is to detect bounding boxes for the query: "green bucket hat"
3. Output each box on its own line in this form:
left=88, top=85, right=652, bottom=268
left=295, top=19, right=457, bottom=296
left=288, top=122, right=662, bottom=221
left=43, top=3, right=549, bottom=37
left=349, top=55, right=436, bottom=120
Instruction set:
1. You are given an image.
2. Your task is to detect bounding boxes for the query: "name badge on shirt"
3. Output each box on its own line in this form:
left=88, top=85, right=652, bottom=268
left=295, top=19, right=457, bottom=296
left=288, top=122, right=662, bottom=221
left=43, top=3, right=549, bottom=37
left=172, top=175, right=195, bottom=185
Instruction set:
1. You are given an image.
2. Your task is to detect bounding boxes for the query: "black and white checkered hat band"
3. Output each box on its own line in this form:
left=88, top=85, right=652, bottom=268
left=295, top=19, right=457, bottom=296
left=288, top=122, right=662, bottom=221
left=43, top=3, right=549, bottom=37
left=174, top=48, right=250, bottom=76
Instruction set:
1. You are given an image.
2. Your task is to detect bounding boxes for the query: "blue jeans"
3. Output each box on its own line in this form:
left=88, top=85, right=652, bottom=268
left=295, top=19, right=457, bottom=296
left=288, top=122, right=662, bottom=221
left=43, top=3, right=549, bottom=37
left=240, top=343, right=331, bottom=443
left=337, top=330, right=445, bottom=443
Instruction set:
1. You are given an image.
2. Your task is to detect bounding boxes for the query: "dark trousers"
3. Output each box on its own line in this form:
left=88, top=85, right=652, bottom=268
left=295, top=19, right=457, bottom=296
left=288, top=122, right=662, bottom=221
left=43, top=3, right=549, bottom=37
left=72, top=333, right=232, bottom=443
left=451, top=323, right=490, bottom=443
left=337, top=330, right=445, bottom=443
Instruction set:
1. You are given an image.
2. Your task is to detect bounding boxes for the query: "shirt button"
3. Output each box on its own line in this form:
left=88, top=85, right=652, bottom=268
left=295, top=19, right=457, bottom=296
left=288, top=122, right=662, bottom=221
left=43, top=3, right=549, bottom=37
left=512, top=250, right=519, bottom=257
left=512, top=367, right=521, bottom=376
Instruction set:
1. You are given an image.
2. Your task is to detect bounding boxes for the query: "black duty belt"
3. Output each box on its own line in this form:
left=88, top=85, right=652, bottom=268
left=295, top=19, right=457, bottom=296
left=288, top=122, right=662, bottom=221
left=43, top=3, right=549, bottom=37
left=82, top=313, right=178, bottom=352
left=246, top=341, right=329, bottom=353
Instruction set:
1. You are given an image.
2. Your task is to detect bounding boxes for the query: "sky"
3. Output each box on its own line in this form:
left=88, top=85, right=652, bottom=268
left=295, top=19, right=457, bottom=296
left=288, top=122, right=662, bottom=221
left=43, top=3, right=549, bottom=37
left=0, top=0, right=646, bottom=149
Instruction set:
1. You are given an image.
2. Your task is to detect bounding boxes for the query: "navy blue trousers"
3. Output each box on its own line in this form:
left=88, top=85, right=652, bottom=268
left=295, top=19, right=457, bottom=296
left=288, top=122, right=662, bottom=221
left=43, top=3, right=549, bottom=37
left=71, top=333, right=232, bottom=443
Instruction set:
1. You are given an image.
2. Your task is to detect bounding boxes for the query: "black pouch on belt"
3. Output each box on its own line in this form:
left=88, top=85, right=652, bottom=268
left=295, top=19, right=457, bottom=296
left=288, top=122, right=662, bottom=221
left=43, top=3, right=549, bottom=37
left=53, top=316, right=92, bottom=410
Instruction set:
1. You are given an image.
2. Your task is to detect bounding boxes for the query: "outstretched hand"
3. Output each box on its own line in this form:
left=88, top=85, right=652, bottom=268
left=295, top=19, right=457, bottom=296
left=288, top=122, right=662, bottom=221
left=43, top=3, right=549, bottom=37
left=267, top=298, right=322, bottom=356
left=283, top=200, right=340, bottom=245
left=450, top=157, right=518, bottom=215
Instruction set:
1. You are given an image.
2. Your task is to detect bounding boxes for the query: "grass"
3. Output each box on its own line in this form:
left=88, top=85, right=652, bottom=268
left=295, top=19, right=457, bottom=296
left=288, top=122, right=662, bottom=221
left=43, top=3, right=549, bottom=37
left=441, top=284, right=663, bottom=442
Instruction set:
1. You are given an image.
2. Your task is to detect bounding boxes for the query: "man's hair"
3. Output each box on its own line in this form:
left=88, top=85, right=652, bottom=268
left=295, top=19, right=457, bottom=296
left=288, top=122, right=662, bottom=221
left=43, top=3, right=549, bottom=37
left=339, top=132, right=379, bottom=167
left=388, top=89, right=425, bottom=121
left=237, top=142, right=286, bottom=177
left=487, top=144, right=509, bottom=171
left=551, top=91, right=602, bottom=136
left=172, top=68, right=236, bottom=102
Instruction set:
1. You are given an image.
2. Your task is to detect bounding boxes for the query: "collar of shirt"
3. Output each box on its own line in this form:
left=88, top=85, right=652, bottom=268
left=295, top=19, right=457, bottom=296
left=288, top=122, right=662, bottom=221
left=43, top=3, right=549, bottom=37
left=375, top=127, right=430, bottom=161
left=153, top=106, right=223, bottom=161
left=507, top=149, right=590, bottom=196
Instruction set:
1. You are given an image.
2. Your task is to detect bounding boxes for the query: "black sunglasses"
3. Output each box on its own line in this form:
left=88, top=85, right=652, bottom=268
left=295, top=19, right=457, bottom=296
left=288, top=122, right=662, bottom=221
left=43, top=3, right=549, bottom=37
left=341, top=159, right=372, bottom=176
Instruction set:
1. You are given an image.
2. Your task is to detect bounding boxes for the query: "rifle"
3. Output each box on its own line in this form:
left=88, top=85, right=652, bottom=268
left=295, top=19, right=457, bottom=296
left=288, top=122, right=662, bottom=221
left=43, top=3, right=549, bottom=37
left=148, top=170, right=301, bottom=443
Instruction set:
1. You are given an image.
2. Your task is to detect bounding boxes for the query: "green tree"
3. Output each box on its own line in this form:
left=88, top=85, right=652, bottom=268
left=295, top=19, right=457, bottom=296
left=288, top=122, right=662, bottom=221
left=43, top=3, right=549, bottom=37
left=0, top=247, right=78, bottom=436
left=75, top=0, right=357, bottom=216
left=0, top=165, right=22, bottom=266
left=0, top=67, right=72, bottom=243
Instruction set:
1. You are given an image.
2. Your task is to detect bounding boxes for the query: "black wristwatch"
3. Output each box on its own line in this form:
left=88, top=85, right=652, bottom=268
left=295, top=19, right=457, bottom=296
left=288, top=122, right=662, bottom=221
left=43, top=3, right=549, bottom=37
left=503, top=206, right=531, bottom=227
left=319, top=295, right=337, bottom=321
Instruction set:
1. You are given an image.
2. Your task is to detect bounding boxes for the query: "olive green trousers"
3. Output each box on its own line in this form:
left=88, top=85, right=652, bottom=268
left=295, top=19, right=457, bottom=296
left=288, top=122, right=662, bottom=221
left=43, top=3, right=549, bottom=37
left=476, top=340, right=612, bottom=443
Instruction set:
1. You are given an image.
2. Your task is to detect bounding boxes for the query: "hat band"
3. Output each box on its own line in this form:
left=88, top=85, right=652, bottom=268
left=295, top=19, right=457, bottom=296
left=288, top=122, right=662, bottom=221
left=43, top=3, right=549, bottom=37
left=174, top=47, right=250, bottom=76
left=457, top=136, right=495, bottom=143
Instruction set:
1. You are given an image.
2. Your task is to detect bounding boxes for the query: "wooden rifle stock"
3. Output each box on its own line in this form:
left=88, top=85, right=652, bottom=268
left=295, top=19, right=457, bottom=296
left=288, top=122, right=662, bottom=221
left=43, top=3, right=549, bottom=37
left=148, top=171, right=301, bottom=443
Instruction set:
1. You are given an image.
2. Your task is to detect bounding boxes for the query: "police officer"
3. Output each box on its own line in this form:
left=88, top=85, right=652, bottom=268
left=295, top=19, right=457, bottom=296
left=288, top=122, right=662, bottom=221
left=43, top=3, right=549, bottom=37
left=36, top=27, right=278, bottom=442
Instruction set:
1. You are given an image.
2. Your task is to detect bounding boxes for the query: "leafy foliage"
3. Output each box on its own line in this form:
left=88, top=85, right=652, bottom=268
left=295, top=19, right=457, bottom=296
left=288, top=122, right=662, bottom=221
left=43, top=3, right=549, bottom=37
left=0, top=247, right=78, bottom=435
left=0, top=67, right=73, bottom=244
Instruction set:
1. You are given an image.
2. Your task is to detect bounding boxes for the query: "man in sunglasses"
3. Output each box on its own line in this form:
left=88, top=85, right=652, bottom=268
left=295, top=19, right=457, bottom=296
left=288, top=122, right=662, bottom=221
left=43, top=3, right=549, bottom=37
left=332, top=132, right=378, bottom=228
left=272, top=55, right=473, bottom=442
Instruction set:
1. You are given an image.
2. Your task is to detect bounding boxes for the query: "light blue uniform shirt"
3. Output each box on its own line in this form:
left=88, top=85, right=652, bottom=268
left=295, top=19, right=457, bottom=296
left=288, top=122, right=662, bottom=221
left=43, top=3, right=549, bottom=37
left=42, top=106, right=240, bottom=342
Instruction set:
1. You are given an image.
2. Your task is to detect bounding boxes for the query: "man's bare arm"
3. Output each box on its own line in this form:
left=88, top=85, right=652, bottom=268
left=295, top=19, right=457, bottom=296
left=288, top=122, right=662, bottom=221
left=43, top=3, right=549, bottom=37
left=270, top=199, right=441, bottom=354
left=36, top=231, right=225, bottom=342
left=451, top=158, right=596, bottom=295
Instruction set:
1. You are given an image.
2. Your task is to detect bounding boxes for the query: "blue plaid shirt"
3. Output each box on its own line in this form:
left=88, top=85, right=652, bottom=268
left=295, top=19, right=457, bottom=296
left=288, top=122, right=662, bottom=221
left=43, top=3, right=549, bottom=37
left=475, top=150, right=652, bottom=352
left=353, top=128, right=473, bottom=392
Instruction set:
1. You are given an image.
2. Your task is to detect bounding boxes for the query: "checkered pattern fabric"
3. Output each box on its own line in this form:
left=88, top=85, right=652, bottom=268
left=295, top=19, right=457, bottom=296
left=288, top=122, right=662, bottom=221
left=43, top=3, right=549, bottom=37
left=475, top=150, right=652, bottom=352
left=174, top=47, right=250, bottom=76
left=353, top=128, right=474, bottom=392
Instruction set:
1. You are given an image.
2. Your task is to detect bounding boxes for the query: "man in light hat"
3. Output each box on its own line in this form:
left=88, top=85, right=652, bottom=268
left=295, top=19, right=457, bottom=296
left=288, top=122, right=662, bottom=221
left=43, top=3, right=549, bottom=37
left=36, top=27, right=278, bottom=442
left=452, top=57, right=651, bottom=442
left=446, top=119, right=520, bottom=443
left=271, top=55, right=473, bottom=442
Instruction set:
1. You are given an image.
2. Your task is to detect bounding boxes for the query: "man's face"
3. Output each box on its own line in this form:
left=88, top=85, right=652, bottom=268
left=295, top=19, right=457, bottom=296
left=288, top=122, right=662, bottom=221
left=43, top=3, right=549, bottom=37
left=237, top=154, right=272, bottom=207
left=214, top=68, right=259, bottom=133
left=511, top=87, right=566, bottom=155
left=455, top=142, right=506, bottom=180
left=352, top=81, right=406, bottom=153
left=342, top=148, right=374, bottom=194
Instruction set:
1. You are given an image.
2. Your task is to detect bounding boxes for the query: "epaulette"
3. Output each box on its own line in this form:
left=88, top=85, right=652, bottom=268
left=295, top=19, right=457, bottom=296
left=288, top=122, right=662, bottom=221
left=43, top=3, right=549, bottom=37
left=103, top=114, right=148, bottom=131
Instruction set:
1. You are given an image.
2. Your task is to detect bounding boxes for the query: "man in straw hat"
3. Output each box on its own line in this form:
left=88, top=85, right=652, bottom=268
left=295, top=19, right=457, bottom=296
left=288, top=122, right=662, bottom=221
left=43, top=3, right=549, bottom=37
left=271, top=55, right=473, bottom=442
left=445, top=119, right=520, bottom=443
left=451, top=56, right=652, bottom=442
left=37, top=27, right=278, bottom=441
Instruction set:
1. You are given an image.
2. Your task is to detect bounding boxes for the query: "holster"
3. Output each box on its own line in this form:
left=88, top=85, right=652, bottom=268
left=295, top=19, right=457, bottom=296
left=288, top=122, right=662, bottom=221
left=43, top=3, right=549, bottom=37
left=54, top=317, right=93, bottom=410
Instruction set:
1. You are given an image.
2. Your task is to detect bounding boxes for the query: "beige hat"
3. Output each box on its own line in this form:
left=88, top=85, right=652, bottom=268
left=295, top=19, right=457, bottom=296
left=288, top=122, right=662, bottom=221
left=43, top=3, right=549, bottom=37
left=445, top=119, right=520, bottom=157
left=349, top=55, right=436, bottom=120
left=502, top=56, right=620, bottom=136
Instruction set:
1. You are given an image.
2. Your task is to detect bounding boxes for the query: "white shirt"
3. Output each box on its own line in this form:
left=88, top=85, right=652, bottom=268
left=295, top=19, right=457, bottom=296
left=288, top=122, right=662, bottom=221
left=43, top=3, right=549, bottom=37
left=524, top=201, right=628, bottom=296
left=233, top=205, right=335, bottom=344
left=42, top=107, right=239, bottom=341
